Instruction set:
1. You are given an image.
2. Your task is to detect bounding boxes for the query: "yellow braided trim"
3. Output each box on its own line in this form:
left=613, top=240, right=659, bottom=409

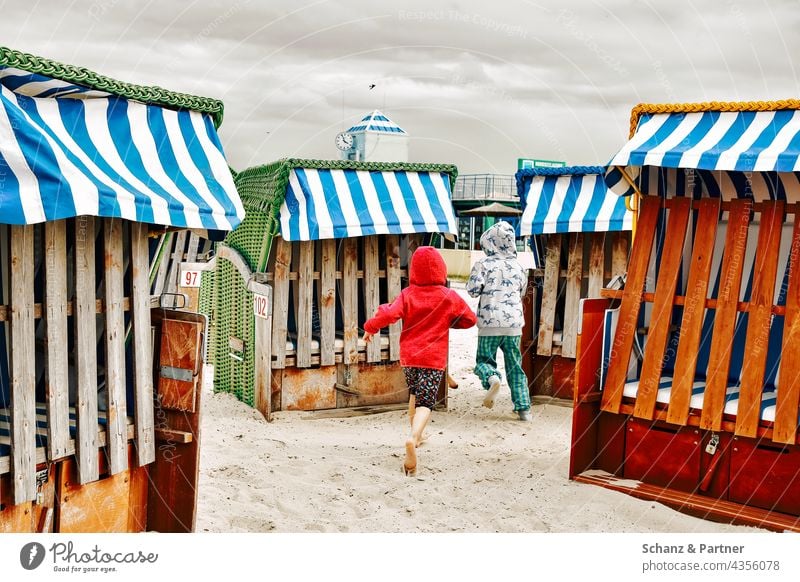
left=628, top=99, right=800, bottom=138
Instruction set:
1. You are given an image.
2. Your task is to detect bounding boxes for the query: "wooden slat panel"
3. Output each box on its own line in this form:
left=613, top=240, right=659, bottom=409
left=611, top=231, right=629, bottom=278
left=736, top=202, right=784, bottom=438
left=74, top=216, right=99, bottom=484
left=634, top=198, right=691, bottom=420
left=254, top=287, right=273, bottom=421
left=296, top=241, right=314, bottom=368
left=152, top=232, right=172, bottom=297
left=561, top=233, right=584, bottom=358
left=270, top=237, right=291, bottom=369
left=130, top=223, right=155, bottom=466
left=537, top=234, right=561, bottom=356
left=364, top=236, right=382, bottom=363
left=667, top=198, right=720, bottom=425
left=700, top=199, right=753, bottom=431
left=386, top=235, right=402, bottom=361
left=601, top=197, right=661, bottom=414
left=44, top=220, right=70, bottom=460
left=185, top=232, right=200, bottom=262
left=587, top=232, right=605, bottom=298
left=165, top=230, right=187, bottom=297
left=103, top=219, right=128, bottom=475
left=319, top=239, right=336, bottom=367
left=342, top=238, right=359, bottom=365
left=10, top=225, right=36, bottom=504
left=774, top=217, right=800, bottom=444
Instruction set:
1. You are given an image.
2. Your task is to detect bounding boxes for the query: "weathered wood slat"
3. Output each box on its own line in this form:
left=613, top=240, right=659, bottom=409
left=736, top=202, right=784, bottom=438
left=561, top=233, right=584, bottom=358
left=611, top=231, right=629, bottom=278
left=634, top=197, right=691, bottom=420
left=386, top=235, right=402, bottom=361
left=342, top=238, right=359, bottom=365
left=130, top=222, right=155, bottom=466
left=103, top=219, right=128, bottom=475
left=270, top=237, right=292, bottom=369
left=774, top=217, right=800, bottom=444
left=74, top=216, right=99, bottom=484
left=601, top=197, right=660, bottom=414
left=296, top=241, right=314, bottom=368
left=364, top=236, right=382, bottom=363
left=667, top=198, right=720, bottom=425
left=152, top=232, right=173, bottom=297
left=537, top=234, right=561, bottom=356
left=165, top=230, right=187, bottom=297
left=253, top=284, right=273, bottom=421
left=587, top=232, right=605, bottom=298
left=10, top=225, right=36, bottom=504
left=185, top=232, right=200, bottom=263
left=44, top=220, right=70, bottom=460
left=700, top=199, right=753, bottom=431
left=319, top=239, right=336, bottom=367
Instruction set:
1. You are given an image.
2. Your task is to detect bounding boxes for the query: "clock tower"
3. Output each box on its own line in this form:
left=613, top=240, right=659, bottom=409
left=335, top=109, right=409, bottom=162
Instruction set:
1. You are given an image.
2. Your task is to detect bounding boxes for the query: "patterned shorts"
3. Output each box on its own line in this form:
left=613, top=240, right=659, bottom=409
left=403, top=367, right=444, bottom=410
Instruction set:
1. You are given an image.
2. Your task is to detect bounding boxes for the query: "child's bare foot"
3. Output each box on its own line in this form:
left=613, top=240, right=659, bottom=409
left=447, top=374, right=458, bottom=389
left=416, top=433, right=428, bottom=448
left=403, top=439, right=417, bottom=476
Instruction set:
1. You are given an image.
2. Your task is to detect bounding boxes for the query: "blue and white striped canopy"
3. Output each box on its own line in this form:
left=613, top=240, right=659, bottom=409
left=605, top=108, right=800, bottom=201
left=279, top=167, right=457, bottom=241
left=347, top=109, right=407, bottom=135
left=517, top=166, right=632, bottom=235
left=0, top=64, right=244, bottom=230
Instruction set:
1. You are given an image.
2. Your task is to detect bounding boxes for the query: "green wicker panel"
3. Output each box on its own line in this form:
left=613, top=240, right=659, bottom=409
left=212, top=257, right=256, bottom=406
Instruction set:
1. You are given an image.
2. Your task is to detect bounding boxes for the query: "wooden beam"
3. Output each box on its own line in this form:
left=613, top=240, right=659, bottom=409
left=342, top=238, right=359, bottom=365
left=295, top=241, right=314, bottom=368
left=537, top=234, right=561, bottom=356
left=10, top=225, right=36, bottom=504
left=103, top=219, right=128, bottom=475
left=319, top=239, right=336, bottom=367
left=270, top=237, right=291, bottom=369
left=44, top=220, right=70, bottom=460
left=364, top=236, right=382, bottom=363
left=561, top=233, right=583, bottom=358
left=701, top=200, right=752, bottom=432
left=611, top=231, right=629, bottom=278
left=774, top=218, right=800, bottom=444
left=736, top=201, right=784, bottom=438
left=253, top=284, right=273, bottom=422
left=386, top=235, right=402, bottom=361
left=130, top=222, right=155, bottom=466
left=74, top=216, right=99, bottom=484
left=601, top=197, right=660, bottom=414
left=634, top=197, right=691, bottom=420
left=152, top=232, right=173, bottom=297
left=667, top=198, right=720, bottom=426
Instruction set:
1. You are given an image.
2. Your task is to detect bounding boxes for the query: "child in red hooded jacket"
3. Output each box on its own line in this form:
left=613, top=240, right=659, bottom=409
left=363, top=246, right=476, bottom=475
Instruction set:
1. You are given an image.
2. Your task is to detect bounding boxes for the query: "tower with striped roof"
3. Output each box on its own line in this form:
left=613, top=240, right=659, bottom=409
left=340, top=109, right=409, bottom=162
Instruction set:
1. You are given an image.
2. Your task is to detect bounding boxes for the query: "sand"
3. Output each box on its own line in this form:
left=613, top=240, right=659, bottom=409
left=197, top=288, right=758, bottom=534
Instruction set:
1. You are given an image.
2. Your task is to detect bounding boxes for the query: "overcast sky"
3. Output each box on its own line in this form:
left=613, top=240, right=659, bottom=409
left=2, top=0, right=798, bottom=175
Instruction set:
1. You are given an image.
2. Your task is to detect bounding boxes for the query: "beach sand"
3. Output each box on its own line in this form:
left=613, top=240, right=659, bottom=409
left=197, top=289, right=757, bottom=533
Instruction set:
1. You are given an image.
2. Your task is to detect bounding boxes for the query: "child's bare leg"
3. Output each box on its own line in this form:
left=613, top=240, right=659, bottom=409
left=408, top=394, right=416, bottom=428
left=404, top=406, right=431, bottom=475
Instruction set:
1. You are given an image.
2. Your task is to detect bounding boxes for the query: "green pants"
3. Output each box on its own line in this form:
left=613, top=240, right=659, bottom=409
left=475, top=335, right=530, bottom=411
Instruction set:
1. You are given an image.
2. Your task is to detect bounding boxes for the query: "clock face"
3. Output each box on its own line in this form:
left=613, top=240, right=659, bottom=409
left=335, top=132, right=354, bottom=151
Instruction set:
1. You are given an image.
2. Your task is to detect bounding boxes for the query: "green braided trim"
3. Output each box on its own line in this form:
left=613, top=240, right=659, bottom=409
left=0, top=45, right=225, bottom=127
left=234, top=158, right=459, bottom=215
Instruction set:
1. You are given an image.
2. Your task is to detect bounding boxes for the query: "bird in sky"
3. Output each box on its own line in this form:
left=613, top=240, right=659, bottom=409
left=368, top=84, right=376, bottom=90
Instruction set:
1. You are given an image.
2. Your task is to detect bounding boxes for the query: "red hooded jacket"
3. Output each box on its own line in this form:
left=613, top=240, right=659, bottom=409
left=363, top=246, right=477, bottom=370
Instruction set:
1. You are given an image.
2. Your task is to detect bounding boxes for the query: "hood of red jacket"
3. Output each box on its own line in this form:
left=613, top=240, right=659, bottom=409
left=409, top=246, right=447, bottom=286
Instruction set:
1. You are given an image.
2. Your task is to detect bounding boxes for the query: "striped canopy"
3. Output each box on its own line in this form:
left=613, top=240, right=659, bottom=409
left=279, top=165, right=457, bottom=241
left=347, top=109, right=407, bottom=135
left=517, top=166, right=632, bottom=235
left=0, top=48, right=244, bottom=230
left=605, top=105, right=800, bottom=201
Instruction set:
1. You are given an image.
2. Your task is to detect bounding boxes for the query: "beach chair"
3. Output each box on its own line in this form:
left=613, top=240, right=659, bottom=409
left=0, top=46, right=243, bottom=532
left=570, top=101, right=800, bottom=532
